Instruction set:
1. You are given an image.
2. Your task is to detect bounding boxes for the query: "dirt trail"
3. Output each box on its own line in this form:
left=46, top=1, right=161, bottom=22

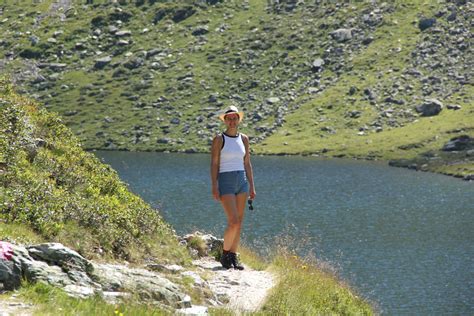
left=192, top=257, right=276, bottom=313
left=0, top=294, right=34, bottom=316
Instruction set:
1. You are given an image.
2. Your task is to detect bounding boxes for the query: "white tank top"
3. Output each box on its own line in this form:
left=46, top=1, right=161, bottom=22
left=219, top=133, right=246, bottom=173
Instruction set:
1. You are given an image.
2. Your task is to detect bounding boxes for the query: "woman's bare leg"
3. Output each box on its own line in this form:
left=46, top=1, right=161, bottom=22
left=220, top=194, right=240, bottom=251
left=230, top=192, right=247, bottom=252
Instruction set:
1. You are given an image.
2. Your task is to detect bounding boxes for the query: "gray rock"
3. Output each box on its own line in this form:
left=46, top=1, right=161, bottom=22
left=1, top=243, right=75, bottom=290
left=348, top=110, right=362, bottom=118
left=123, top=57, right=144, bottom=70
left=29, top=35, right=40, bottom=45
left=362, top=36, right=374, bottom=45
left=94, top=56, right=112, bottom=69
left=147, top=264, right=184, bottom=274
left=75, top=42, right=86, bottom=50
left=311, top=58, right=324, bottom=71
left=115, top=30, right=132, bottom=37
left=0, top=248, right=20, bottom=290
left=463, top=174, right=474, bottom=181
left=101, top=291, right=132, bottom=304
left=27, top=243, right=93, bottom=273
left=192, top=26, right=209, bottom=36
left=206, top=122, right=219, bottom=129
left=147, top=48, right=162, bottom=58
left=92, top=263, right=187, bottom=307
left=180, top=271, right=205, bottom=287
left=348, top=86, right=358, bottom=95
left=266, top=97, right=280, bottom=104
left=1, top=242, right=189, bottom=308
left=446, top=104, right=462, bottom=110
left=321, top=126, right=336, bottom=134
left=31, top=75, right=47, bottom=84
left=208, top=94, right=219, bottom=103
left=415, top=99, right=443, bottom=116
left=172, top=7, right=197, bottom=23
left=40, top=63, right=67, bottom=71
left=364, top=88, right=376, bottom=100
left=442, top=135, right=473, bottom=151
left=108, top=25, right=119, bottom=34
left=176, top=305, right=209, bottom=315
left=419, top=17, right=436, bottom=31
left=63, top=285, right=96, bottom=298
left=362, top=12, right=383, bottom=27
left=117, top=39, right=129, bottom=46
left=384, top=97, right=405, bottom=105
left=157, top=138, right=171, bottom=144
left=330, top=28, right=353, bottom=42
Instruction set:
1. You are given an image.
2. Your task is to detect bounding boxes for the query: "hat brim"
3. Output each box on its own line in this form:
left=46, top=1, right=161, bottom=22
left=219, top=111, right=244, bottom=122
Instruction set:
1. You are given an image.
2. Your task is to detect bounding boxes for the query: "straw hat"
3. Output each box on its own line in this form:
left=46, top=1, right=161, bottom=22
left=218, top=105, right=244, bottom=122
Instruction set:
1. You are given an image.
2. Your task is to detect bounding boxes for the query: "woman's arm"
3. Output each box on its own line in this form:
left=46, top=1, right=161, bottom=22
left=210, top=135, right=222, bottom=201
left=242, top=134, right=256, bottom=200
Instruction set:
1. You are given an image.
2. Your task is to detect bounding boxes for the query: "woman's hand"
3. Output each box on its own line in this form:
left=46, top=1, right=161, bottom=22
left=249, top=187, right=256, bottom=200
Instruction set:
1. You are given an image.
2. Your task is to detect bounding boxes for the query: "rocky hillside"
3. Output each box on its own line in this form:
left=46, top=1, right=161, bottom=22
left=0, top=0, right=472, bottom=177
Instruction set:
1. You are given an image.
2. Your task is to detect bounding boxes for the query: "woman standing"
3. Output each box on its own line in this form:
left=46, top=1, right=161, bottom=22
left=211, top=105, right=256, bottom=270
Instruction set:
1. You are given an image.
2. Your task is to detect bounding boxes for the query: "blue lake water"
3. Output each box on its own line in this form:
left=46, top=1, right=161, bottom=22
left=93, top=150, right=474, bottom=315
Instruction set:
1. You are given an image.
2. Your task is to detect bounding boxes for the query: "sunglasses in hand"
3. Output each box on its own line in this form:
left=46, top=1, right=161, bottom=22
left=248, top=199, right=254, bottom=210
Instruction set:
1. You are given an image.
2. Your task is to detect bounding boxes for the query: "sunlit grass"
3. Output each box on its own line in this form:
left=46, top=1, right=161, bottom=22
left=238, top=245, right=269, bottom=271
left=260, top=251, right=374, bottom=315
left=14, top=282, right=168, bottom=316
left=209, top=246, right=374, bottom=315
left=0, top=222, right=44, bottom=245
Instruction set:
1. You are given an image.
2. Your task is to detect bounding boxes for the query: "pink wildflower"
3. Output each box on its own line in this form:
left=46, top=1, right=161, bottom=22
left=0, top=241, right=14, bottom=260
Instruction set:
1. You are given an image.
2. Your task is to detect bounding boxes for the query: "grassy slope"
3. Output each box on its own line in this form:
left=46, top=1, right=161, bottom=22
left=261, top=253, right=373, bottom=315
left=0, top=78, right=189, bottom=263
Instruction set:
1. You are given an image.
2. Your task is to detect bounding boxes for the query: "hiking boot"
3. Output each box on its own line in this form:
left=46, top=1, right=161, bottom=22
left=220, top=251, right=232, bottom=269
left=230, top=252, right=244, bottom=270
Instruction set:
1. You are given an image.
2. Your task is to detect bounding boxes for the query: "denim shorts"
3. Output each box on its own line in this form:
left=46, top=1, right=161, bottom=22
left=218, top=171, right=249, bottom=196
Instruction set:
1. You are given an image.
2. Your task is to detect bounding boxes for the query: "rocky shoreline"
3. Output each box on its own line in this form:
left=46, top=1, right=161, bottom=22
left=0, top=232, right=275, bottom=315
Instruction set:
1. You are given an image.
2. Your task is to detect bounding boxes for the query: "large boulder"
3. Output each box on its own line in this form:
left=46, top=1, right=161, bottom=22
left=28, top=243, right=92, bottom=272
left=442, top=135, right=474, bottom=151
left=192, top=26, right=209, bottom=36
left=419, top=17, right=436, bottom=31
left=172, top=7, right=197, bottom=23
left=330, top=28, right=353, bottom=42
left=1, top=243, right=70, bottom=290
left=415, top=99, right=443, bottom=116
left=94, top=56, right=112, bottom=69
left=91, top=263, right=189, bottom=307
left=153, top=6, right=196, bottom=24
left=311, top=58, right=325, bottom=72
left=0, top=242, right=188, bottom=308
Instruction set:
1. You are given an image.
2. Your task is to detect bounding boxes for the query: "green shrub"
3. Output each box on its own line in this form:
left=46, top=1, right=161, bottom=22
left=19, top=47, right=43, bottom=59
